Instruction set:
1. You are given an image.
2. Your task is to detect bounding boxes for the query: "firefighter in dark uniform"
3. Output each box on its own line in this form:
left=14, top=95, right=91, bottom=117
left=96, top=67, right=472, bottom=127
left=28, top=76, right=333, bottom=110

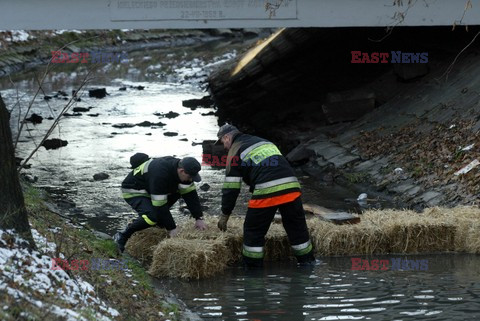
left=215, top=124, right=315, bottom=267
left=114, top=155, right=207, bottom=252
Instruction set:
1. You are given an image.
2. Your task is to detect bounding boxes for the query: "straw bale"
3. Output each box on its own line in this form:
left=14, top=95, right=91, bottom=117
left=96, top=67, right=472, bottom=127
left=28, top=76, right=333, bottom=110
left=456, top=219, right=480, bottom=253
left=125, top=206, right=480, bottom=280
left=423, top=206, right=480, bottom=222
left=362, top=209, right=456, bottom=253
left=177, top=216, right=224, bottom=240
left=148, top=238, right=229, bottom=280
left=189, top=216, right=244, bottom=263
left=308, top=218, right=388, bottom=256
left=421, top=206, right=480, bottom=252
left=385, top=222, right=455, bottom=253
left=264, top=223, right=293, bottom=261
left=125, top=227, right=168, bottom=265
left=177, top=215, right=295, bottom=262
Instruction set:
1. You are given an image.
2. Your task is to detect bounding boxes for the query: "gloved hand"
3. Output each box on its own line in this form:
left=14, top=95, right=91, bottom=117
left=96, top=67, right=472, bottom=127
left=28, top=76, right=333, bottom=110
left=168, top=228, right=179, bottom=238
left=195, top=219, right=207, bottom=230
left=217, top=214, right=230, bottom=232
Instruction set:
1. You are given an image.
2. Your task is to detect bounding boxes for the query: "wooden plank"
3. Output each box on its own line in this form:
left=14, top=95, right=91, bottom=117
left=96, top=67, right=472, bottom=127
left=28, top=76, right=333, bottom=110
left=303, top=203, right=361, bottom=225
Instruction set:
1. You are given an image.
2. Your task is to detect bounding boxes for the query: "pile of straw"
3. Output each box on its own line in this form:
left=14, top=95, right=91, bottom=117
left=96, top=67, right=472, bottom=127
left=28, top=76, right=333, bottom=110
left=308, top=208, right=458, bottom=255
left=125, top=227, right=168, bottom=265
left=423, top=206, right=480, bottom=253
left=308, top=219, right=388, bottom=256
left=148, top=238, right=229, bottom=280
left=124, top=206, right=480, bottom=279
left=363, top=209, right=456, bottom=253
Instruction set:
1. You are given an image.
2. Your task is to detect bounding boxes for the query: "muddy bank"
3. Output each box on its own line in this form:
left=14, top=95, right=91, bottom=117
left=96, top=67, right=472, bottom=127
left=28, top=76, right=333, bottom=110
left=208, top=27, right=480, bottom=210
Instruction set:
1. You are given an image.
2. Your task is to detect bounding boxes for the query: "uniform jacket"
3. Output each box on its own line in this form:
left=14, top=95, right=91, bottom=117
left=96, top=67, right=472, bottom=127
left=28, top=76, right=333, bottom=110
left=121, top=156, right=202, bottom=230
left=222, top=133, right=301, bottom=214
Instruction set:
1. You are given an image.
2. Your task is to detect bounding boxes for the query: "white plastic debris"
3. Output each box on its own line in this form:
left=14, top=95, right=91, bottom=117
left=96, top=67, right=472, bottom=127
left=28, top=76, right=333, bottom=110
left=461, top=144, right=474, bottom=151
left=394, top=168, right=404, bottom=175
left=449, top=124, right=456, bottom=129
left=357, top=193, right=368, bottom=201
left=454, top=159, right=480, bottom=176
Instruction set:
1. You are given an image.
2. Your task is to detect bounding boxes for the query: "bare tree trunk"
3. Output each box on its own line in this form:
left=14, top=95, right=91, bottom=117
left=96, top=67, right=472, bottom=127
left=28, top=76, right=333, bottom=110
left=0, top=94, right=34, bottom=247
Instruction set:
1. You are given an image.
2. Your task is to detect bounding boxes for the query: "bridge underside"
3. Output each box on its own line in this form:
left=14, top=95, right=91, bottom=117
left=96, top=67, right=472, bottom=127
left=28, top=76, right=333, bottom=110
left=207, top=26, right=480, bottom=151
left=1, top=0, right=480, bottom=30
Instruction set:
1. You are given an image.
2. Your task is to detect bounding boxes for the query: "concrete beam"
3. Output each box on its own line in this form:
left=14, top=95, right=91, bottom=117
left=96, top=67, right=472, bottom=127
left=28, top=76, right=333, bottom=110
left=0, top=0, right=479, bottom=30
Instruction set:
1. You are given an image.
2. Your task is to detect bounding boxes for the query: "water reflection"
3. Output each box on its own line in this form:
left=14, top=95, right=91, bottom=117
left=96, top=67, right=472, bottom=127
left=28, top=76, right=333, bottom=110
left=157, top=254, right=480, bottom=321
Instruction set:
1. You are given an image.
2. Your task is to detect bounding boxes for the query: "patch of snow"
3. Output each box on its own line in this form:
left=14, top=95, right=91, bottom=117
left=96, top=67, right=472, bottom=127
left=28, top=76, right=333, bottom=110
left=0, top=229, right=119, bottom=320
left=31, top=228, right=57, bottom=254
left=55, top=30, right=84, bottom=35
left=10, top=30, right=30, bottom=42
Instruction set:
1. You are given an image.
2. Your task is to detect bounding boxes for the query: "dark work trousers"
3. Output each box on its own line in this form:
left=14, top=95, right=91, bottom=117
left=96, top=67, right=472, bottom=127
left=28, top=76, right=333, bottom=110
left=124, top=193, right=181, bottom=228
left=243, top=196, right=314, bottom=267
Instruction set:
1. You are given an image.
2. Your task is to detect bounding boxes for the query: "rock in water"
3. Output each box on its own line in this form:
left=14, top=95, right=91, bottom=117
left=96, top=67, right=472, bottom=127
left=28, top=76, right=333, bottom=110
left=42, top=139, right=68, bottom=150
left=89, top=88, right=107, bottom=98
left=93, top=173, right=110, bottom=181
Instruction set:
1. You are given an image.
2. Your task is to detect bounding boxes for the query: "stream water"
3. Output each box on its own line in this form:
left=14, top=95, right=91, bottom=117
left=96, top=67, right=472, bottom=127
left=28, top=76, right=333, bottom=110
left=158, top=254, right=480, bottom=321
left=3, top=35, right=480, bottom=321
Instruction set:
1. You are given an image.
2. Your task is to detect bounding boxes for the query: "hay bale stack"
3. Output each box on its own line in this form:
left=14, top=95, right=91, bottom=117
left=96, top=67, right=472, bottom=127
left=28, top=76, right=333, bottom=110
left=148, top=239, right=229, bottom=280
left=419, top=206, right=480, bottom=252
left=454, top=219, right=480, bottom=253
left=177, top=216, right=245, bottom=263
left=385, top=223, right=455, bottom=253
left=363, top=209, right=456, bottom=253
left=463, top=222, right=480, bottom=253
left=125, top=227, right=168, bottom=265
left=308, top=218, right=388, bottom=256
left=178, top=216, right=225, bottom=240
left=122, top=206, right=480, bottom=280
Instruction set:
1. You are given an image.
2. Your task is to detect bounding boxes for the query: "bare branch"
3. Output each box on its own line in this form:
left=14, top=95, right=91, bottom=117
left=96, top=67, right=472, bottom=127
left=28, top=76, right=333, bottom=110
left=17, top=66, right=96, bottom=172
left=436, top=30, right=480, bottom=82
left=13, top=35, right=99, bottom=150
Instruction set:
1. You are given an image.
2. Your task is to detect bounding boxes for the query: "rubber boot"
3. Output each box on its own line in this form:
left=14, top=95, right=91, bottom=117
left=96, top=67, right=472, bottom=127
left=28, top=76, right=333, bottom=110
left=296, top=251, right=316, bottom=266
left=114, top=218, right=150, bottom=253
left=243, top=256, right=264, bottom=269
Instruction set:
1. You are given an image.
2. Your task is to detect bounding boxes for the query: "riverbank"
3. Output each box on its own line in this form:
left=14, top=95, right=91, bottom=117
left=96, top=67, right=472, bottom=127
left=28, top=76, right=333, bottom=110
left=0, top=180, right=200, bottom=321
left=0, top=28, right=271, bottom=77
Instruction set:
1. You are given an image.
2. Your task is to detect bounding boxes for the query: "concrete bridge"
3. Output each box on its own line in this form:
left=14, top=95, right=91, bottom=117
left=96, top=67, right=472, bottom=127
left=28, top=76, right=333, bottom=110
left=1, top=0, right=479, bottom=30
